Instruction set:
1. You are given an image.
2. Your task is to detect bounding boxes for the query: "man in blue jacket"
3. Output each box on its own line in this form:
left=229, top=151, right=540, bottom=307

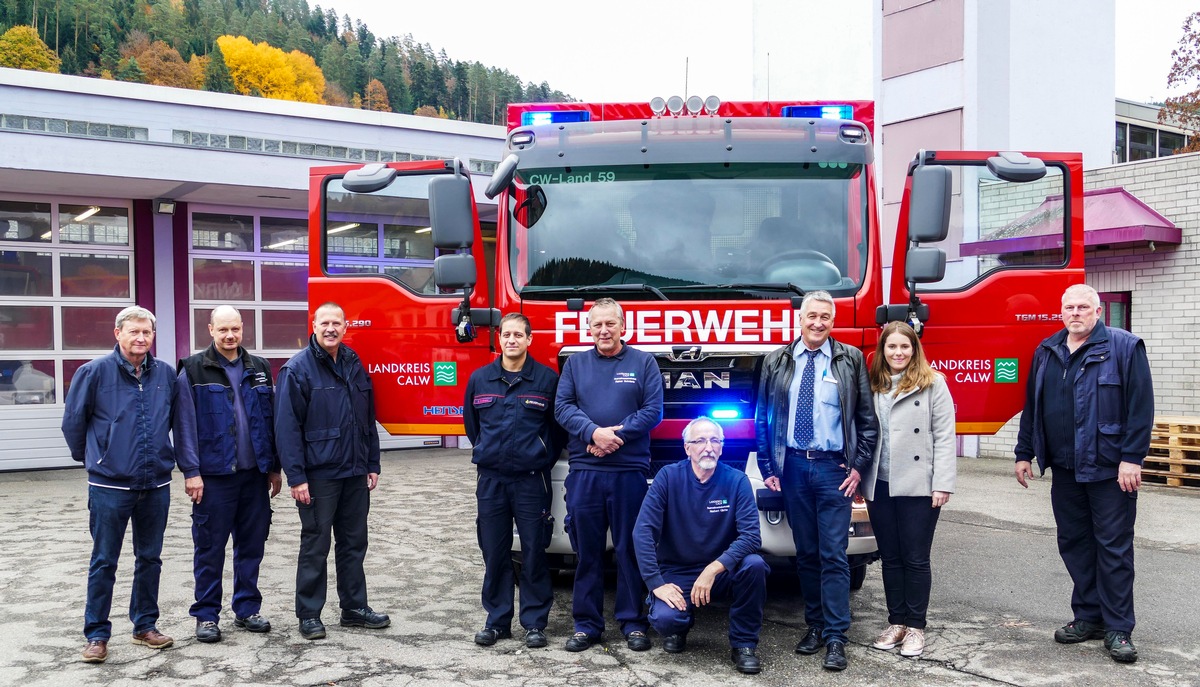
left=633, top=417, right=768, bottom=674
left=1015, top=284, right=1153, bottom=664
left=555, top=297, right=664, bottom=652
left=175, top=305, right=282, bottom=643
left=275, top=302, right=388, bottom=640
left=464, top=313, right=566, bottom=649
left=62, top=306, right=179, bottom=664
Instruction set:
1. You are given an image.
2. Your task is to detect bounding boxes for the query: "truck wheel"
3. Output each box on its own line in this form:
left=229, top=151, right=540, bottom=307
left=849, top=563, right=867, bottom=591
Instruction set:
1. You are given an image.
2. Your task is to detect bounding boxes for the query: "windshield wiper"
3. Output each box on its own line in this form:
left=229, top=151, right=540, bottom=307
left=521, top=283, right=669, bottom=301
left=657, top=283, right=806, bottom=297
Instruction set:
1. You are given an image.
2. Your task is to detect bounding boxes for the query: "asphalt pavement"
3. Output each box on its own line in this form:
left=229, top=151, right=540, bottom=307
left=0, top=449, right=1197, bottom=686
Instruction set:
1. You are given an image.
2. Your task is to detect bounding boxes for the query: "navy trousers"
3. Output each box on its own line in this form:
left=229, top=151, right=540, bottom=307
left=190, top=470, right=272, bottom=623
left=646, top=554, right=769, bottom=649
left=564, top=468, right=648, bottom=637
left=476, top=470, right=553, bottom=631
left=295, top=475, right=370, bottom=619
left=1050, top=468, right=1137, bottom=633
left=782, top=455, right=854, bottom=644
left=865, top=479, right=941, bottom=629
left=84, top=485, right=170, bottom=640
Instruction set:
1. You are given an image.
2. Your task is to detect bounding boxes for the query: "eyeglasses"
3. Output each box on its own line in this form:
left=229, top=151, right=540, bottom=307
left=685, top=437, right=723, bottom=447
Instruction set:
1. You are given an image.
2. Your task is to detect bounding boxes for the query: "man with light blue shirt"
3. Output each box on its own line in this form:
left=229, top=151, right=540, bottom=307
left=754, top=290, right=877, bottom=671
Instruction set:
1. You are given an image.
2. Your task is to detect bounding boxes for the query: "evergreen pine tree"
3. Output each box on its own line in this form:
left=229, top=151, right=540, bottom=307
left=203, top=42, right=235, bottom=93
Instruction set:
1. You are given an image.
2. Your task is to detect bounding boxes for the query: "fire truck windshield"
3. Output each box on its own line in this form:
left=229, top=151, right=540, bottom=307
left=509, top=162, right=867, bottom=300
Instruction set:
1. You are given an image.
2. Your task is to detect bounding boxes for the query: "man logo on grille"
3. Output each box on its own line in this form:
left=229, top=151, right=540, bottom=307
left=670, top=346, right=703, bottom=362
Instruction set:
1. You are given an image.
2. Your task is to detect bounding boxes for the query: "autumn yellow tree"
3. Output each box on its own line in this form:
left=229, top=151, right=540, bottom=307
left=188, top=54, right=209, bottom=89
left=285, top=50, right=326, bottom=104
left=0, top=25, right=61, bottom=73
left=364, top=79, right=392, bottom=112
left=215, top=35, right=326, bottom=104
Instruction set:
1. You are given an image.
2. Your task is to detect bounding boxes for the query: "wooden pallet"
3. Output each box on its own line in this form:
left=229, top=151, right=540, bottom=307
left=1145, top=416, right=1200, bottom=490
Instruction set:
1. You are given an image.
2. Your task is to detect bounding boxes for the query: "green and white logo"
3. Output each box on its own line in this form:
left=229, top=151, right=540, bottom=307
left=432, top=361, right=457, bottom=386
left=994, top=358, right=1019, bottom=384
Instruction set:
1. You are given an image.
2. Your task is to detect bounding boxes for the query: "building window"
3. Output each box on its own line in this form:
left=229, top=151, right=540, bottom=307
left=1100, top=291, right=1130, bottom=331
left=187, top=207, right=308, bottom=367
left=0, top=194, right=135, bottom=406
left=1159, top=130, right=1185, bottom=157
left=1128, top=126, right=1156, bottom=161
left=1114, top=122, right=1127, bottom=163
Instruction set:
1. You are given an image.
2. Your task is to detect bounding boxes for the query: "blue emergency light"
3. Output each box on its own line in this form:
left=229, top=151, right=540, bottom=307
left=521, top=110, right=591, bottom=126
left=711, top=408, right=739, bottom=420
left=781, top=105, right=854, bottom=121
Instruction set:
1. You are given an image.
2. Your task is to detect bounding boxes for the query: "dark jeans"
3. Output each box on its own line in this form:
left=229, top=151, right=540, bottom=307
left=1050, top=468, right=1137, bottom=633
left=782, top=455, right=853, bottom=644
left=564, top=469, right=648, bottom=637
left=865, top=479, right=941, bottom=629
left=84, top=484, right=170, bottom=640
left=295, top=475, right=370, bottom=619
left=476, top=470, right=553, bottom=631
left=190, top=470, right=272, bottom=622
left=646, top=554, right=769, bottom=648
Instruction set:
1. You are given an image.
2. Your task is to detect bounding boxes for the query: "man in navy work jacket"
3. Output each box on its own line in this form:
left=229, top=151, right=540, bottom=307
left=62, top=306, right=179, bottom=664
left=1015, top=284, right=1153, bottom=664
left=633, top=416, right=768, bottom=675
left=554, top=297, right=664, bottom=653
left=464, top=312, right=566, bottom=649
left=175, top=305, right=282, bottom=643
left=756, top=289, right=877, bottom=671
left=276, top=302, right=389, bottom=640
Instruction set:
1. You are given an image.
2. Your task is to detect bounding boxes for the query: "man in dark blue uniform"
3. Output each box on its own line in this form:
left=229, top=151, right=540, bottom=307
left=634, top=417, right=768, bottom=674
left=1015, top=284, right=1153, bottom=664
left=464, top=313, right=566, bottom=649
left=555, top=298, right=664, bottom=652
left=276, top=302, right=389, bottom=640
left=175, top=305, right=282, bottom=643
left=756, top=290, right=877, bottom=671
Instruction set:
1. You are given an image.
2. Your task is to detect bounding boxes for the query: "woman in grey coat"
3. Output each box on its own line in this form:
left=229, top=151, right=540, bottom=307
left=860, top=321, right=956, bottom=658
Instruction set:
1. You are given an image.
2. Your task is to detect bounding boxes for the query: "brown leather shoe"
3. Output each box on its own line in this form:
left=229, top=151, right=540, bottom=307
left=81, top=639, right=108, bottom=663
left=131, top=629, right=174, bottom=649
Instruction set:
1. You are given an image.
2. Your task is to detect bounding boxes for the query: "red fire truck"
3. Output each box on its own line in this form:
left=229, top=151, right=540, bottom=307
left=306, top=98, right=1084, bottom=585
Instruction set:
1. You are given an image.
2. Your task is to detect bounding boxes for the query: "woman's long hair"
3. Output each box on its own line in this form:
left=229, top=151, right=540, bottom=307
left=869, top=321, right=939, bottom=395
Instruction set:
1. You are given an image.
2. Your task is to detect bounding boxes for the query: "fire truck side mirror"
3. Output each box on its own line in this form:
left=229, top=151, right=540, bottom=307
left=484, top=154, right=519, bottom=200
left=906, top=246, right=947, bottom=284
left=908, top=165, right=951, bottom=243
left=429, top=175, right=475, bottom=250
left=433, top=253, right=477, bottom=290
left=987, top=151, right=1046, bottom=183
left=341, top=163, right=397, bottom=193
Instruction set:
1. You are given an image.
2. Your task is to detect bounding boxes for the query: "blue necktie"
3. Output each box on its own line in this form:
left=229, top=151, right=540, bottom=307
left=793, top=349, right=818, bottom=448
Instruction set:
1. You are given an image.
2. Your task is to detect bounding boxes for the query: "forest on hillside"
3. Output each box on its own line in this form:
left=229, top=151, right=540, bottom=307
left=0, top=0, right=574, bottom=123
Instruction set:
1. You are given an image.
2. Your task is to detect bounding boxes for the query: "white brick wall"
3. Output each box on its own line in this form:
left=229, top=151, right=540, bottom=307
left=979, top=151, right=1200, bottom=458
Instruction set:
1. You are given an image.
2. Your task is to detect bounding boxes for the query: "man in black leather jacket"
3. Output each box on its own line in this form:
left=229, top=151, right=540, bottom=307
left=755, top=290, right=877, bottom=671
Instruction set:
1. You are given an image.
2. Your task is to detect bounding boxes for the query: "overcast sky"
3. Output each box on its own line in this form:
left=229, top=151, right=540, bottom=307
left=326, top=0, right=1195, bottom=105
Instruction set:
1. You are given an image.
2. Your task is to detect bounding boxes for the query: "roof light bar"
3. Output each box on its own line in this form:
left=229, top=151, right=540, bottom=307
left=520, top=110, right=591, bottom=126
left=780, top=104, right=854, bottom=120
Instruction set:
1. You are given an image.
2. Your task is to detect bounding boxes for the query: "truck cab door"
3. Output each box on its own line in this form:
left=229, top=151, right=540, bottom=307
left=885, top=151, right=1085, bottom=434
left=308, top=160, right=496, bottom=436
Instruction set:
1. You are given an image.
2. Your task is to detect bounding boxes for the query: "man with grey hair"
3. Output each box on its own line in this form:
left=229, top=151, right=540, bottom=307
left=1015, top=283, right=1153, bottom=664
left=633, top=417, right=767, bottom=674
left=555, top=297, right=664, bottom=652
left=755, top=290, right=877, bottom=671
left=63, top=306, right=180, bottom=663
left=175, top=305, right=281, bottom=643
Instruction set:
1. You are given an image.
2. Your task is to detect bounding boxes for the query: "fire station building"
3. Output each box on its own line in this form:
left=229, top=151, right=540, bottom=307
left=0, top=67, right=505, bottom=470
